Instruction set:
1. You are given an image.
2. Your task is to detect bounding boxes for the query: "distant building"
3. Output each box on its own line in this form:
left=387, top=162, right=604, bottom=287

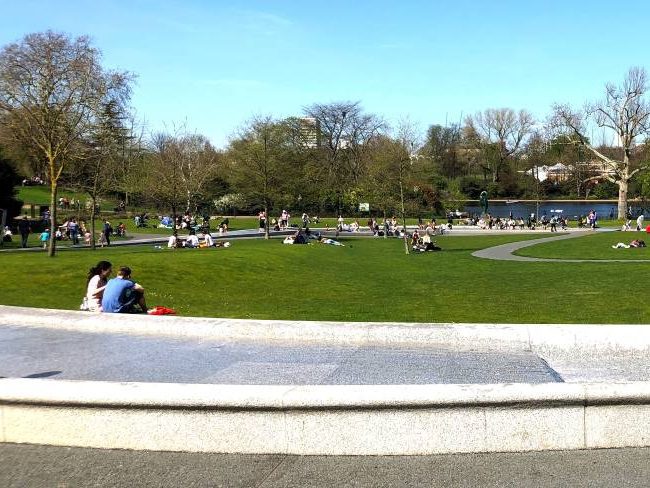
left=523, top=161, right=617, bottom=183
left=297, top=117, right=320, bottom=148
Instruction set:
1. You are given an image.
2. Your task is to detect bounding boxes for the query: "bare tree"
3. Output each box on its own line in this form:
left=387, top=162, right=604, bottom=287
left=0, top=31, right=132, bottom=256
left=148, top=127, right=220, bottom=236
left=465, top=108, right=534, bottom=183
left=303, top=101, right=385, bottom=214
left=551, top=67, right=650, bottom=218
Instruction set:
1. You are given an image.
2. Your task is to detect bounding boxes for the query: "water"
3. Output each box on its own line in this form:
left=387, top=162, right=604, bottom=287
left=463, top=201, right=648, bottom=219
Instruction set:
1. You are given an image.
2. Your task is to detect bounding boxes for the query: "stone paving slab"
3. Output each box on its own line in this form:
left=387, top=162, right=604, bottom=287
left=0, top=325, right=561, bottom=385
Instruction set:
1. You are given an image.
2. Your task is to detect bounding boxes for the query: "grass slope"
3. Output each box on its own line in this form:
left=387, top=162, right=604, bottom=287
left=2, top=234, right=649, bottom=323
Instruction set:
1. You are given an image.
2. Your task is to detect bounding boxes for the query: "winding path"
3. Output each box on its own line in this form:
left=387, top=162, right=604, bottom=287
left=472, top=230, right=650, bottom=263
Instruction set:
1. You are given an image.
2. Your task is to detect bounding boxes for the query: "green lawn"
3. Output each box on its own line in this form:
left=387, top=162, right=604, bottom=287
left=2, top=234, right=649, bottom=324
left=515, top=231, right=650, bottom=260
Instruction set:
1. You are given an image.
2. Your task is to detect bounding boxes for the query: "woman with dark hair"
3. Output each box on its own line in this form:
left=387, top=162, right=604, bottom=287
left=85, top=261, right=112, bottom=312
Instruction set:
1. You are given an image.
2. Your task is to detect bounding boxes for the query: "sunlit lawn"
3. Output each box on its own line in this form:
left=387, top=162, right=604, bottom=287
left=2, top=233, right=650, bottom=324
left=515, top=231, right=650, bottom=260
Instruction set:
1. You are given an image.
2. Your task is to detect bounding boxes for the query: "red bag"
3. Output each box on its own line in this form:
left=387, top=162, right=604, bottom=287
left=147, top=306, right=177, bottom=316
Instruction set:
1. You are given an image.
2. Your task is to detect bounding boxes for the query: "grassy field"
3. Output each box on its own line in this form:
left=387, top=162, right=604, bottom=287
left=2, top=234, right=649, bottom=323
left=515, top=231, right=650, bottom=260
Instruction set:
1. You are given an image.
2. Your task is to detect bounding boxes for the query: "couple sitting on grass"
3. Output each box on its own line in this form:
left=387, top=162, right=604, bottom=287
left=85, top=261, right=147, bottom=313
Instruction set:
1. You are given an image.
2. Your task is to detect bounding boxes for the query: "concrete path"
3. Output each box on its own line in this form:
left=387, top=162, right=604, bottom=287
left=472, top=229, right=650, bottom=262
left=2, top=443, right=649, bottom=487
left=0, top=228, right=294, bottom=253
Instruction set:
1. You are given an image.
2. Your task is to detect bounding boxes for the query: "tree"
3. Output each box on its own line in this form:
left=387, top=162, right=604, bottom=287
left=0, top=31, right=132, bottom=256
left=0, top=149, right=23, bottom=240
left=551, top=67, right=650, bottom=218
left=71, top=100, right=131, bottom=249
left=421, top=124, right=463, bottom=179
left=303, top=101, right=385, bottom=215
left=112, top=115, right=147, bottom=208
left=148, top=127, right=220, bottom=236
left=465, top=108, right=534, bottom=183
left=227, top=116, right=292, bottom=239
left=364, top=120, right=419, bottom=254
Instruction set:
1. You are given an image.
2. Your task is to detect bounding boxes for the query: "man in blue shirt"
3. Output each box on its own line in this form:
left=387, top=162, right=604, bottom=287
left=101, top=266, right=148, bottom=313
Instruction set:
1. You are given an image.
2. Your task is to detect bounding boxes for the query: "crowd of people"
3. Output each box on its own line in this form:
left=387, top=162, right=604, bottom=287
left=464, top=213, right=568, bottom=232
left=10, top=215, right=128, bottom=249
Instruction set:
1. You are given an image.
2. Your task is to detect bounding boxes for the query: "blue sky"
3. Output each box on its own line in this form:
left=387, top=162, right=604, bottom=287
left=2, top=0, right=649, bottom=148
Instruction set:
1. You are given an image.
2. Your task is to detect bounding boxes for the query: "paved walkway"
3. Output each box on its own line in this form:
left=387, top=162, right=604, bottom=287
left=2, top=443, right=649, bottom=487
left=0, top=228, right=296, bottom=253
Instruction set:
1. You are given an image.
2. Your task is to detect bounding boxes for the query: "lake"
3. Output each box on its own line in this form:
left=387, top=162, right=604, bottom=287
left=463, top=200, right=648, bottom=219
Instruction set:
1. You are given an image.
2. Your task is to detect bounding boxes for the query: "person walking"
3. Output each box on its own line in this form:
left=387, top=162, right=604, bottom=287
left=637, top=214, right=645, bottom=231
left=102, top=219, right=112, bottom=246
left=68, top=218, right=79, bottom=245
left=18, top=216, right=30, bottom=248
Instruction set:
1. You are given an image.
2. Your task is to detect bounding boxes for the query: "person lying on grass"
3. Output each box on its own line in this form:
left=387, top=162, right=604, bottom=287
left=612, top=239, right=647, bottom=249
left=101, top=266, right=148, bottom=314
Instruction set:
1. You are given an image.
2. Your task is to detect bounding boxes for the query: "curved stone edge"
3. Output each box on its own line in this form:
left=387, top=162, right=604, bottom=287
left=3, top=305, right=650, bottom=356
left=1, top=379, right=650, bottom=455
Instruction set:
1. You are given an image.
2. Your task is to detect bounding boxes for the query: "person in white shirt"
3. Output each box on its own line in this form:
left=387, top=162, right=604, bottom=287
left=85, top=261, right=112, bottom=312
left=203, top=232, right=214, bottom=247
left=185, top=233, right=199, bottom=248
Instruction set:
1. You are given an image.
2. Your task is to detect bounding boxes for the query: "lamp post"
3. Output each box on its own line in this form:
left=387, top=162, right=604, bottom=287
left=337, top=110, right=347, bottom=218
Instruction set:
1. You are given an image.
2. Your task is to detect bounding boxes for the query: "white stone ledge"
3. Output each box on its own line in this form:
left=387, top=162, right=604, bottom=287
left=2, top=305, right=650, bottom=356
left=1, top=379, right=650, bottom=454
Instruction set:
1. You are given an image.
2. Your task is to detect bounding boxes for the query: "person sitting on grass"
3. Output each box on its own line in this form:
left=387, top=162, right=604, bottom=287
left=203, top=232, right=214, bottom=247
left=185, top=231, right=200, bottom=248
left=86, top=261, right=112, bottom=312
left=410, top=229, right=420, bottom=248
left=101, top=266, right=148, bottom=314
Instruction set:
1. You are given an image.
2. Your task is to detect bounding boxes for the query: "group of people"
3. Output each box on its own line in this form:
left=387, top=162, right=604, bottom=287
left=167, top=231, right=230, bottom=249
left=282, top=229, right=344, bottom=246
left=410, top=228, right=442, bottom=252
left=58, top=196, right=80, bottom=210
left=84, top=261, right=147, bottom=314
left=21, top=175, right=45, bottom=186
left=466, top=214, right=568, bottom=232
left=15, top=215, right=125, bottom=249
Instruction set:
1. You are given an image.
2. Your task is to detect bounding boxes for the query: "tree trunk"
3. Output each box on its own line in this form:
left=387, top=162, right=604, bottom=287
left=264, top=201, right=270, bottom=240
left=618, top=179, right=629, bottom=220
left=172, top=202, right=178, bottom=238
left=90, top=196, right=97, bottom=250
left=399, top=177, right=409, bottom=255
left=48, top=179, right=58, bottom=257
